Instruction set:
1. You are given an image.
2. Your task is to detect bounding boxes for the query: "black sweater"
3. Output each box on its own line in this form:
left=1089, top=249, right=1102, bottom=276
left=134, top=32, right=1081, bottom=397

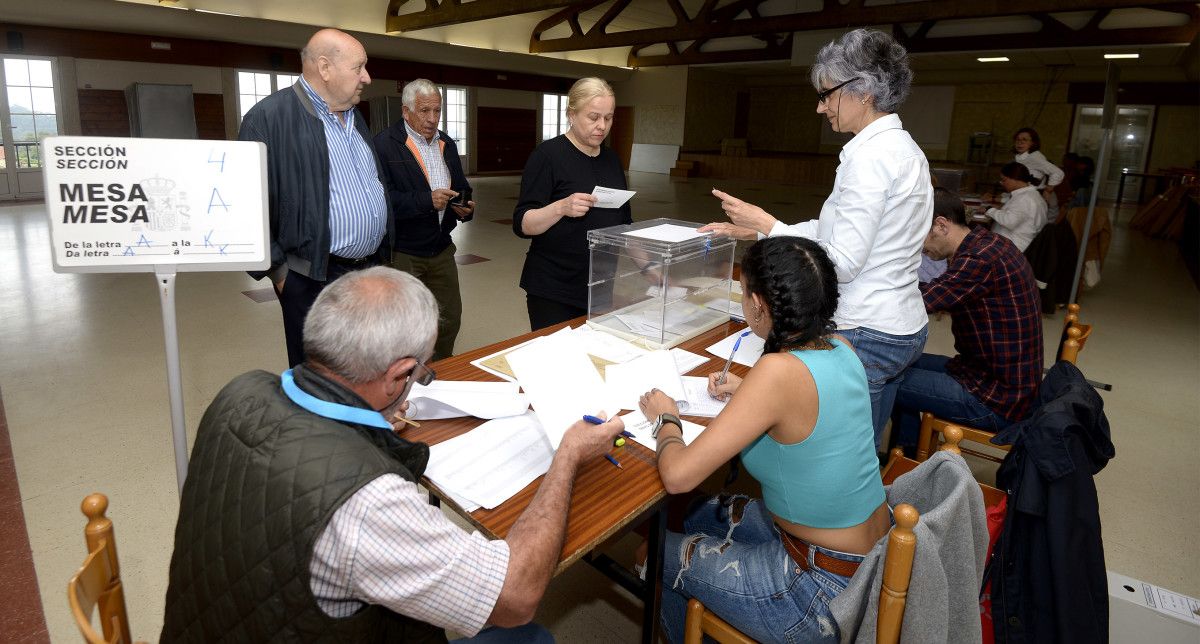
left=513, top=135, right=632, bottom=307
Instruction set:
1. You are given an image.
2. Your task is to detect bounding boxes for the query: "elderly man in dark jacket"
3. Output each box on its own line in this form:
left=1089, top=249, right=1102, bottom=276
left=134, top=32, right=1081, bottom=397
left=239, top=28, right=392, bottom=367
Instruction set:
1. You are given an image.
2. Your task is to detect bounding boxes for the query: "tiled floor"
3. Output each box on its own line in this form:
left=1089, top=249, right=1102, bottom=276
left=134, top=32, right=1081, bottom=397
left=1, top=172, right=1197, bottom=641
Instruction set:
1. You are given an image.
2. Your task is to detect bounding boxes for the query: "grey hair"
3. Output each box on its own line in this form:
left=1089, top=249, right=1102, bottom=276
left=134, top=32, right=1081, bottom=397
left=402, top=78, right=440, bottom=110
left=810, top=28, right=912, bottom=114
left=303, top=267, right=438, bottom=384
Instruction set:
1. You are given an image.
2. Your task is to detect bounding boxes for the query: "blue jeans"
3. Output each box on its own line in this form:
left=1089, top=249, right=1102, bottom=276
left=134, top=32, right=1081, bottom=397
left=839, top=325, right=929, bottom=449
left=451, top=623, right=554, bottom=643
left=660, top=496, right=860, bottom=644
left=891, top=353, right=1012, bottom=447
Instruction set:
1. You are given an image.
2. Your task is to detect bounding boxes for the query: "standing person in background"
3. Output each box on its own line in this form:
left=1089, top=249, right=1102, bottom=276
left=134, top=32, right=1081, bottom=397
left=987, top=162, right=1048, bottom=252
left=240, top=28, right=390, bottom=367
left=513, top=77, right=631, bottom=330
left=701, top=28, right=931, bottom=450
left=375, top=78, right=476, bottom=361
left=1012, top=127, right=1064, bottom=218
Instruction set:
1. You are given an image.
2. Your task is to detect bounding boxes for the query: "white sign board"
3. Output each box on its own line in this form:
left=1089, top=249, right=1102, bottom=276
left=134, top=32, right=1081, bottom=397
left=42, top=136, right=269, bottom=273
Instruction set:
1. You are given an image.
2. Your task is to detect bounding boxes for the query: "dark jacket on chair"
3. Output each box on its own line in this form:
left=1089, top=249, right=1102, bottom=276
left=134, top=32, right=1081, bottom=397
left=987, top=361, right=1114, bottom=643
left=1023, top=221, right=1078, bottom=314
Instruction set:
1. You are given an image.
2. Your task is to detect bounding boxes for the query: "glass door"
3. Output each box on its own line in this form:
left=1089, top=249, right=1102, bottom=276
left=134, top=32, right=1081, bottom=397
left=1069, top=104, right=1155, bottom=200
left=0, top=57, right=60, bottom=200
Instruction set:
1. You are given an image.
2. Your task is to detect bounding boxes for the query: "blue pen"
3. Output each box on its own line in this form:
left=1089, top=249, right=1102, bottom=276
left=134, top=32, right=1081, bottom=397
left=717, top=330, right=752, bottom=385
left=582, top=415, right=623, bottom=469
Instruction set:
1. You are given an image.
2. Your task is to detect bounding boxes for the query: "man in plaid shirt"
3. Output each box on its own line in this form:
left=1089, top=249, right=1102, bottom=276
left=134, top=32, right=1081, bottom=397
left=891, top=187, right=1043, bottom=448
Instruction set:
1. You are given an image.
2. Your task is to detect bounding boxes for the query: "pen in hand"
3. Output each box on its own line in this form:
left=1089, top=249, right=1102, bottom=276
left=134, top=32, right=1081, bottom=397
left=717, top=330, right=752, bottom=386
left=582, top=415, right=623, bottom=469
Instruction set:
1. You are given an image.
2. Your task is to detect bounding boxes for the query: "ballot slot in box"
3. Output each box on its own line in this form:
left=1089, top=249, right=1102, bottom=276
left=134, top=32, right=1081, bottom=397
left=586, top=218, right=737, bottom=350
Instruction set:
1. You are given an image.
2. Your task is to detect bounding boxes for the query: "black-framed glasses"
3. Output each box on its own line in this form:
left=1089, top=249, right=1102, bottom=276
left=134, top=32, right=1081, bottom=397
left=817, top=78, right=858, bottom=104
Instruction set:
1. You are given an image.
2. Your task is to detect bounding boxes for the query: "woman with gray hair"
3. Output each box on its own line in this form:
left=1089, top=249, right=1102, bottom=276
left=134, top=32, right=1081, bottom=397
left=702, top=28, right=932, bottom=450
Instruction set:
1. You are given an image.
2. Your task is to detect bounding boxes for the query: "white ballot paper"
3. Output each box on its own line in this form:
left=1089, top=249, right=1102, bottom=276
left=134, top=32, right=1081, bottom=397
left=679, top=376, right=728, bottom=418
left=620, top=410, right=706, bottom=450
left=571, top=324, right=649, bottom=364
left=671, top=348, right=709, bottom=375
left=705, top=328, right=765, bottom=368
left=623, top=223, right=711, bottom=243
left=591, top=185, right=636, bottom=209
left=425, top=411, right=553, bottom=512
left=604, top=350, right=687, bottom=411
left=506, top=331, right=620, bottom=449
left=407, top=380, right=529, bottom=420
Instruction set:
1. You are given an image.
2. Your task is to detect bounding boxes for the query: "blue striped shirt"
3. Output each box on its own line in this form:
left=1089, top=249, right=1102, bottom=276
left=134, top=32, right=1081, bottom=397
left=299, top=77, right=387, bottom=259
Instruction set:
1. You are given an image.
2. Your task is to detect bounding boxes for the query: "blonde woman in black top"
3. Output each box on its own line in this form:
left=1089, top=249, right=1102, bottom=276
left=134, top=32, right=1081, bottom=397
left=513, top=77, right=632, bottom=330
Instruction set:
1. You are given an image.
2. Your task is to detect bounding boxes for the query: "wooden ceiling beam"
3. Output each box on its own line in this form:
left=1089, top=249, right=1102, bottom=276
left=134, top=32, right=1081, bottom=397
left=530, top=0, right=1191, bottom=53
left=387, top=0, right=579, bottom=33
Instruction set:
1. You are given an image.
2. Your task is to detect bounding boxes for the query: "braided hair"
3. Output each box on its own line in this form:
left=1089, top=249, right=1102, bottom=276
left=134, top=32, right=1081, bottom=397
left=741, top=236, right=839, bottom=354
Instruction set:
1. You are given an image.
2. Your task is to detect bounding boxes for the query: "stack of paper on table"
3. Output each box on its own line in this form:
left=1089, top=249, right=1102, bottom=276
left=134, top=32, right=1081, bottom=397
left=705, top=328, right=765, bottom=368
left=424, top=412, right=553, bottom=512
left=505, top=330, right=621, bottom=449
left=619, top=410, right=706, bottom=450
left=407, top=380, right=529, bottom=420
left=604, top=350, right=687, bottom=411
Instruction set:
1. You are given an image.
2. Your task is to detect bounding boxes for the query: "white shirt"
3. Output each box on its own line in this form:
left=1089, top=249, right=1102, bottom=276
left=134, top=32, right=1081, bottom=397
left=768, top=113, right=931, bottom=335
left=1015, top=150, right=1063, bottom=188
left=310, top=474, right=510, bottom=637
left=988, top=184, right=1047, bottom=252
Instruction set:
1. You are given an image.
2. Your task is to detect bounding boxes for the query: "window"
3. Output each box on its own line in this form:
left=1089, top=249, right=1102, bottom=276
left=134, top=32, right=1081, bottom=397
left=439, top=85, right=468, bottom=155
left=542, top=93, right=568, bottom=142
left=237, top=72, right=299, bottom=120
left=5, top=58, right=57, bottom=169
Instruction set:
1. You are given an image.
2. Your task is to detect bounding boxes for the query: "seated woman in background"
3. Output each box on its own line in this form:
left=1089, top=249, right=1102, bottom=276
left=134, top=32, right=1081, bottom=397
left=638, top=236, right=889, bottom=644
left=987, top=161, right=1048, bottom=252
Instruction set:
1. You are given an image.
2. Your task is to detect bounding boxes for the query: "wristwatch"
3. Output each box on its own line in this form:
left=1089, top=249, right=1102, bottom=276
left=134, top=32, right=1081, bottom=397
left=650, top=413, right=682, bottom=439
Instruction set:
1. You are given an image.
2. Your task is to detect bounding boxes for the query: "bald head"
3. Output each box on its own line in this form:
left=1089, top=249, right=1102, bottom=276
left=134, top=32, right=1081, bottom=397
left=300, top=28, right=370, bottom=113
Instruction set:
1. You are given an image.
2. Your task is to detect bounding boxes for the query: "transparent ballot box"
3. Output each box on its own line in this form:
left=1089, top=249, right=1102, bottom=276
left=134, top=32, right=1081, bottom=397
left=586, top=218, right=737, bottom=349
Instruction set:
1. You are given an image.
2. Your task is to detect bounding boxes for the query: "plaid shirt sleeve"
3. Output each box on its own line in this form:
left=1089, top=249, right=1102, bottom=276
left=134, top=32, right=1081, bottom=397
left=920, top=251, right=993, bottom=313
left=310, top=474, right=510, bottom=637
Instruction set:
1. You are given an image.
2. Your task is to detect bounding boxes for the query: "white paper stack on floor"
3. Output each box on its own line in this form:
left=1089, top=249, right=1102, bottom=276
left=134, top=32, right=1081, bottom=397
left=506, top=330, right=620, bottom=449
left=407, top=380, right=529, bottom=420
left=424, top=412, right=554, bottom=512
left=705, top=328, right=765, bottom=367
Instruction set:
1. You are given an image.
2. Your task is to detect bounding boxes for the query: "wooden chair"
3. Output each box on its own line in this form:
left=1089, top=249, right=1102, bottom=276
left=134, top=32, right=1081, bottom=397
left=68, top=493, right=140, bottom=644
left=683, top=505, right=920, bottom=644
left=915, top=306, right=1092, bottom=463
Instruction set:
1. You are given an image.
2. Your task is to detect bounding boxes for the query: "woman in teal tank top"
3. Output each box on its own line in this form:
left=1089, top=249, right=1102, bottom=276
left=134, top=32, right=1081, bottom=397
left=639, top=236, right=890, bottom=644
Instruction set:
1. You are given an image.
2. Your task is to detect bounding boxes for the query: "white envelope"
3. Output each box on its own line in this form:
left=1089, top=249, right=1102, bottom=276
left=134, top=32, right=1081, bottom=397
left=407, top=380, right=529, bottom=421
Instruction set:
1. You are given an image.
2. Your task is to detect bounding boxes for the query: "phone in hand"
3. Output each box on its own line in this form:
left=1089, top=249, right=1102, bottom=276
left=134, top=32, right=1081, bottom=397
left=450, top=187, right=472, bottom=208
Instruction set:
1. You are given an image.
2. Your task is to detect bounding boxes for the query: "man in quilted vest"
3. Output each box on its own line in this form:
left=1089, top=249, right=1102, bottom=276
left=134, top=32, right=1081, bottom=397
left=162, top=267, right=625, bottom=642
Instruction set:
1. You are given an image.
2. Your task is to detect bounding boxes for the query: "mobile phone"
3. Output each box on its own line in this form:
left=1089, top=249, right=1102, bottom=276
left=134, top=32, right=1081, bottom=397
left=451, top=187, right=472, bottom=207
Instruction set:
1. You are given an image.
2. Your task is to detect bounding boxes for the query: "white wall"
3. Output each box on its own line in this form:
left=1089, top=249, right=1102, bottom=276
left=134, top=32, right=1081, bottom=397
left=75, top=59, right=223, bottom=93
left=614, top=67, right=689, bottom=146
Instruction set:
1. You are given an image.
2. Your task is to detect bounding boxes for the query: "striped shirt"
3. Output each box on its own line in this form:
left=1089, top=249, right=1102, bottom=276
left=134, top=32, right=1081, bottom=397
left=299, top=76, right=387, bottom=259
left=310, top=474, right=510, bottom=637
left=403, top=120, right=452, bottom=215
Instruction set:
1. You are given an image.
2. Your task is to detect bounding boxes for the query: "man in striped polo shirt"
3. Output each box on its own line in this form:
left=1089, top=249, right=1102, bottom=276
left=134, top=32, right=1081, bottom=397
left=240, top=28, right=390, bottom=366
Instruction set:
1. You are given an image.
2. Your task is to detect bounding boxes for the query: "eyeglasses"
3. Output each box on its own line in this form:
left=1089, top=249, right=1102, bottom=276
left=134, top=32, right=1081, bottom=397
left=817, top=78, right=858, bottom=104
left=410, top=358, right=436, bottom=386
left=399, top=356, right=437, bottom=401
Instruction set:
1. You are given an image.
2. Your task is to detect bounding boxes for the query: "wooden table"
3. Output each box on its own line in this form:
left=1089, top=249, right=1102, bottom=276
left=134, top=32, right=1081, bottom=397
left=403, top=317, right=751, bottom=644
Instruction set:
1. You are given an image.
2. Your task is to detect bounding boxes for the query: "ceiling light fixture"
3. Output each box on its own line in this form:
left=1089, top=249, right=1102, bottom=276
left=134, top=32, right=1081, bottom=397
left=977, top=57, right=1010, bottom=63
left=1104, top=53, right=1139, bottom=59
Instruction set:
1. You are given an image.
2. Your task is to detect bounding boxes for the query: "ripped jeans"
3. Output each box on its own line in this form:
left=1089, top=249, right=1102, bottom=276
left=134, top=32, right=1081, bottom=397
left=660, top=495, right=860, bottom=644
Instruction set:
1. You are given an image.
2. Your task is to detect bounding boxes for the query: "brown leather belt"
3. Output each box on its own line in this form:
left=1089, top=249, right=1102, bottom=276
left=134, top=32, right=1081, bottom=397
left=778, top=529, right=862, bottom=578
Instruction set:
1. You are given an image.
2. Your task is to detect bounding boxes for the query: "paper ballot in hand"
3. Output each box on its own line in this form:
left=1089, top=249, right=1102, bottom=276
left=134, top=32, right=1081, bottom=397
left=591, top=186, right=636, bottom=209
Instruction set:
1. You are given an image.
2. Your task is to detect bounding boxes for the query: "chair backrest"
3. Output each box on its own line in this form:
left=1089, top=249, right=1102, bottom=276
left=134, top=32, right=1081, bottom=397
left=68, top=493, right=133, bottom=644
left=877, top=504, right=920, bottom=644
left=1058, top=303, right=1093, bottom=363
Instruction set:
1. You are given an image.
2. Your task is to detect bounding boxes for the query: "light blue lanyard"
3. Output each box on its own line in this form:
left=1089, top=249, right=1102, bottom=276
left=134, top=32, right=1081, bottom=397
left=280, top=369, right=393, bottom=431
